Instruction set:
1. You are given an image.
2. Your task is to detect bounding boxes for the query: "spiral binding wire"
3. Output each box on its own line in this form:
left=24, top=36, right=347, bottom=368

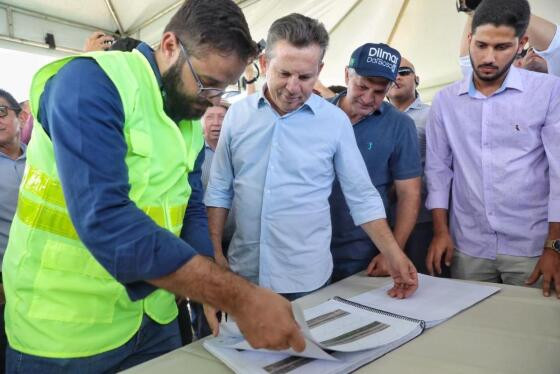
left=333, top=296, right=427, bottom=330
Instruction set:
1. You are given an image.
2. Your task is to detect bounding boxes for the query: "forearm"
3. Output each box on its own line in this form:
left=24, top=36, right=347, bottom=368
left=149, top=255, right=254, bottom=315
left=181, top=151, right=213, bottom=257
left=393, top=181, right=421, bottom=249
left=528, top=15, right=557, bottom=52
left=313, top=80, right=335, bottom=99
left=432, top=208, right=450, bottom=235
left=245, top=63, right=257, bottom=95
left=547, top=222, right=560, bottom=241
left=361, top=218, right=403, bottom=256
left=459, top=13, right=473, bottom=57
left=207, top=206, right=229, bottom=256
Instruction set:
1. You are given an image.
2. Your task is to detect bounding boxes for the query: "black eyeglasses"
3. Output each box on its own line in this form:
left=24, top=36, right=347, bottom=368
left=0, top=105, right=20, bottom=118
left=397, top=67, right=415, bottom=77
left=177, top=38, right=240, bottom=100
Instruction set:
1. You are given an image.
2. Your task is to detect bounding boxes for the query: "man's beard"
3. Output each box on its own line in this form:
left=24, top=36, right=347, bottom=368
left=470, top=51, right=517, bottom=82
left=161, top=58, right=211, bottom=122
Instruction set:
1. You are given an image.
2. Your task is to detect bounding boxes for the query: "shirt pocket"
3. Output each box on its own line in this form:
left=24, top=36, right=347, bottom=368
left=127, top=129, right=153, bottom=200
left=28, top=240, right=123, bottom=324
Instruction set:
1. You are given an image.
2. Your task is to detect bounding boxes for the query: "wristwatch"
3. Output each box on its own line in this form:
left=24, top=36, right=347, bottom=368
left=544, top=239, right=560, bottom=253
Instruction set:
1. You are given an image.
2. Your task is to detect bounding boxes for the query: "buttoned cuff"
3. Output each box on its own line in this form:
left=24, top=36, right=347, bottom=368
left=204, top=188, right=233, bottom=209
left=549, top=197, right=560, bottom=222
left=351, top=205, right=387, bottom=226
left=426, top=190, right=450, bottom=210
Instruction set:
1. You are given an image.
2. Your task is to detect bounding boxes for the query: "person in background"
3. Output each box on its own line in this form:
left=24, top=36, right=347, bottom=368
left=329, top=44, right=422, bottom=282
left=426, top=0, right=560, bottom=297
left=189, top=102, right=234, bottom=340
left=83, top=31, right=115, bottom=51
left=387, top=57, right=445, bottom=276
left=18, top=100, right=33, bottom=145
left=0, top=89, right=26, bottom=374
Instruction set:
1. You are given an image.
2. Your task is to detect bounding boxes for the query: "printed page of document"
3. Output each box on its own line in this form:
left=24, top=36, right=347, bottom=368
left=217, top=299, right=421, bottom=355
left=350, top=274, right=500, bottom=328
left=210, top=315, right=336, bottom=361
left=299, top=299, right=421, bottom=352
left=204, top=333, right=411, bottom=374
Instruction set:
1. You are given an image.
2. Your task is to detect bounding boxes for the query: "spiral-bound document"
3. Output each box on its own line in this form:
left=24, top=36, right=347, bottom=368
left=203, top=274, right=500, bottom=374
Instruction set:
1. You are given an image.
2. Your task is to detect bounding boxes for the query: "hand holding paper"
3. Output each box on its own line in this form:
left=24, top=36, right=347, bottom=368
left=234, top=286, right=306, bottom=352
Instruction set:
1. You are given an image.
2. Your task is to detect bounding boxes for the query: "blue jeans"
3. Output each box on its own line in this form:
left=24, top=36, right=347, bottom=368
left=331, top=258, right=371, bottom=283
left=6, top=315, right=181, bottom=373
left=280, top=280, right=331, bottom=301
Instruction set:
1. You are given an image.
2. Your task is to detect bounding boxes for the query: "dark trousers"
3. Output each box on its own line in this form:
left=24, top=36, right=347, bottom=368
left=1, top=303, right=5, bottom=374
left=406, top=222, right=450, bottom=277
left=189, top=301, right=212, bottom=340
left=176, top=299, right=212, bottom=343
left=331, top=258, right=371, bottom=283
left=331, top=222, right=449, bottom=283
left=280, top=279, right=331, bottom=301
left=176, top=299, right=193, bottom=346
left=6, top=315, right=181, bottom=373
left=1, top=273, right=5, bottom=374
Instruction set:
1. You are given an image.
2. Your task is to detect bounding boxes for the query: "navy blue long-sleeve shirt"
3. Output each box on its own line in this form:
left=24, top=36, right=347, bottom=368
left=37, top=43, right=213, bottom=300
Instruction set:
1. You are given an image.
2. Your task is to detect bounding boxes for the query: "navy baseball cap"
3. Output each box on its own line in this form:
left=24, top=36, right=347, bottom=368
left=348, top=43, right=401, bottom=81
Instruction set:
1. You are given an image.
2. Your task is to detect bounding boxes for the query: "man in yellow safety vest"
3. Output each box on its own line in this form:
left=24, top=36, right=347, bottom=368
left=2, top=0, right=305, bottom=371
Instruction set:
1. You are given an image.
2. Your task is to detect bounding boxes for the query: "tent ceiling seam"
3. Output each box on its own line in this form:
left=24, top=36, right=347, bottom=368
left=327, top=0, right=363, bottom=35
left=103, top=0, right=125, bottom=35
left=6, top=5, right=13, bottom=37
left=0, top=35, right=80, bottom=53
left=387, top=0, right=409, bottom=45
left=126, top=0, right=183, bottom=36
left=0, top=2, right=114, bottom=34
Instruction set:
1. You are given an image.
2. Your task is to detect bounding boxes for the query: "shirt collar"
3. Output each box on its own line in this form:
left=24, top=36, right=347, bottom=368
left=405, top=96, right=425, bottom=112
left=256, top=84, right=317, bottom=116
left=458, top=66, right=524, bottom=98
left=0, top=142, right=26, bottom=161
left=135, top=42, right=162, bottom=89
left=330, top=90, right=384, bottom=116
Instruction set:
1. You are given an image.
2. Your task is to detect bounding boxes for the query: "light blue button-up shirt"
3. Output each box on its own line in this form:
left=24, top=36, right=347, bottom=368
left=403, top=97, right=431, bottom=223
left=205, top=89, right=386, bottom=293
left=0, top=144, right=26, bottom=266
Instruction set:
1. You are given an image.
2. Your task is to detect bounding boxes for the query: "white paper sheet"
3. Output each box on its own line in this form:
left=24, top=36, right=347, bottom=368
left=213, top=309, right=337, bottom=361
left=350, top=274, right=500, bottom=328
left=214, top=300, right=421, bottom=357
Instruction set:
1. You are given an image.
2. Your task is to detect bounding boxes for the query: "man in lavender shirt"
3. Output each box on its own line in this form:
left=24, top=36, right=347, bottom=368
left=425, top=0, right=560, bottom=297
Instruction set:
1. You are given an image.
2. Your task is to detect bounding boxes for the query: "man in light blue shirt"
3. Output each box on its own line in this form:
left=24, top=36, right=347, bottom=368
left=205, top=14, right=417, bottom=310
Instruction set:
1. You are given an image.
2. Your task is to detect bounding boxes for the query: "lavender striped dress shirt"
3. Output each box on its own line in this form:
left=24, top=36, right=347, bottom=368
left=425, top=67, right=560, bottom=259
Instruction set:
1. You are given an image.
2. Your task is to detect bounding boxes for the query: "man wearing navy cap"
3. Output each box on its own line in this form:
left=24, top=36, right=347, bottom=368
left=329, top=43, right=423, bottom=282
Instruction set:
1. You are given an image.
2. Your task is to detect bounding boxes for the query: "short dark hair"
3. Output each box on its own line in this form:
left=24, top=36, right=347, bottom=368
left=471, top=0, right=530, bottom=38
left=327, top=85, right=346, bottom=94
left=164, top=0, right=257, bottom=62
left=0, top=89, right=22, bottom=116
left=266, top=13, right=329, bottom=60
left=109, top=37, right=142, bottom=52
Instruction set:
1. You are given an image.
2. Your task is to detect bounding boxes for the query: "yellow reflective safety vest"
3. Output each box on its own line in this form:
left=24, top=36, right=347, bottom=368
left=2, top=49, right=204, bottom=358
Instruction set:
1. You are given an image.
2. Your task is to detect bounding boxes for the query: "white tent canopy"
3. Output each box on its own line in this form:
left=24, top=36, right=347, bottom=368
left=1, top=0, right=559, bottom=102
